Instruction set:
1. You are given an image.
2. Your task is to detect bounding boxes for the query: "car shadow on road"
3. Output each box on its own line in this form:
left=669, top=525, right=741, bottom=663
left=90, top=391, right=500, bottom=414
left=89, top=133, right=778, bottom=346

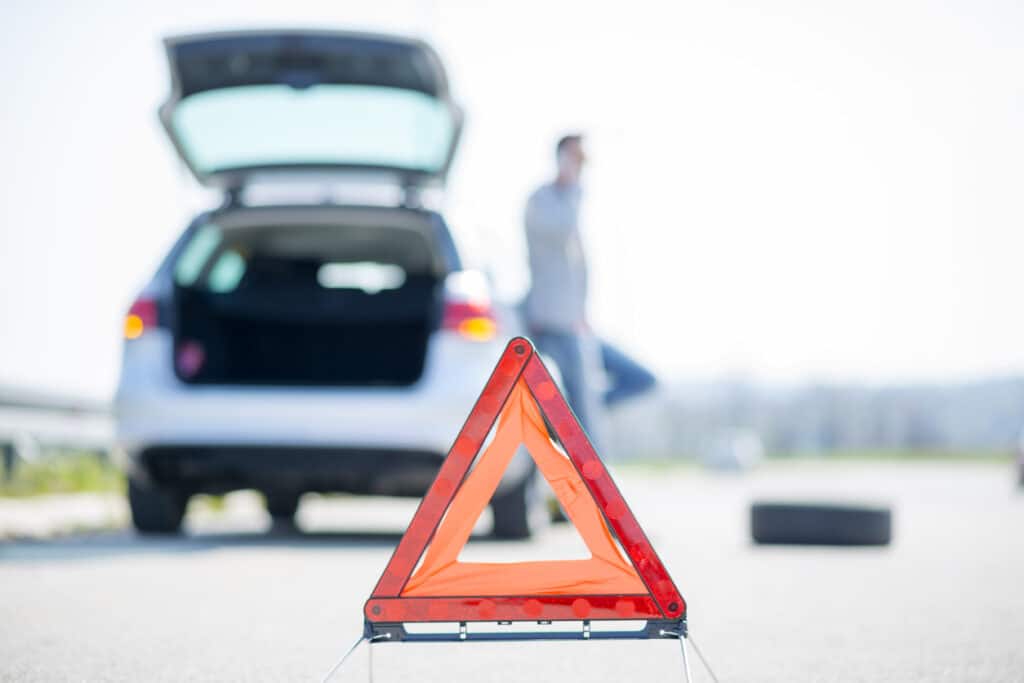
left=0, top=522, right=432, bottom=564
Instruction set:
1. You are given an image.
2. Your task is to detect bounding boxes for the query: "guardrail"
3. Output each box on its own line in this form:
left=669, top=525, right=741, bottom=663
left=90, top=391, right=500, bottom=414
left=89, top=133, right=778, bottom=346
left=0, top=386, right=113, bottom=479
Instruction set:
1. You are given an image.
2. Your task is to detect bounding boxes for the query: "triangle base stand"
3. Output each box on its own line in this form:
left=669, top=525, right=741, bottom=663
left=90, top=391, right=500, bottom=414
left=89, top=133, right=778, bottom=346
left=323, top=623, right=698, bottom=683
left=365, top=616, right=686, bottom=642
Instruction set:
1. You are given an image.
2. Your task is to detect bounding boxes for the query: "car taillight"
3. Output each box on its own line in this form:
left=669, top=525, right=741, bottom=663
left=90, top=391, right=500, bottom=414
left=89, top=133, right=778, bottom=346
left=442, top=270, right=498, bottom=342
left=124, top=298, right=158, bottom=340
left=443, top=300, right=498, bottom=341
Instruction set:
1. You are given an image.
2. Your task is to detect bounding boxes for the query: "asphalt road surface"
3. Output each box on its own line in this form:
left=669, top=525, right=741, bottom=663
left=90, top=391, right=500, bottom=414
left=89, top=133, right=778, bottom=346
left=2, top=461, right=1022, bottom=682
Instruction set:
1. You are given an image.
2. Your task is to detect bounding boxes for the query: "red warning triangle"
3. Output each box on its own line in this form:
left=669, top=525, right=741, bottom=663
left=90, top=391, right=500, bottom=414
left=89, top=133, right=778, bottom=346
left=364, top=337, right=685, bottom=629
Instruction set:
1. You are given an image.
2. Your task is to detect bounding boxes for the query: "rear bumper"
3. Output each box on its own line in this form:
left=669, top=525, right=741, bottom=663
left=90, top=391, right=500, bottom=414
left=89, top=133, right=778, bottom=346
left=116, top=330, right=504, bottom=453
left=115, top=331, right=540, bottom=496
left=139, top=444, right=444, bottom=496
left=117, top=388, right=476, bottom=455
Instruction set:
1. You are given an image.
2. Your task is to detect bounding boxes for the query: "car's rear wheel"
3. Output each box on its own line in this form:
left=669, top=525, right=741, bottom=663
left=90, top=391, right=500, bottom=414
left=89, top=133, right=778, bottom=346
left=128, top=479, right=186, bottom=534
left=264, top=491, right=301, bottom=521
left=491, top=472, right=548, bottom=540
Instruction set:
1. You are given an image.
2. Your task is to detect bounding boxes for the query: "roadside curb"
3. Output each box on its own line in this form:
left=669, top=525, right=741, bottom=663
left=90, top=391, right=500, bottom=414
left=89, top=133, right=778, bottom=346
left=0, top=493, right=127, bottom=541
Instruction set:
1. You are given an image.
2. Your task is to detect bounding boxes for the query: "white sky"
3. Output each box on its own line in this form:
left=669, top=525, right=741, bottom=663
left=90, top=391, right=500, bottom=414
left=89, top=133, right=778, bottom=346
left=1, top=0, right=1022, bottom=399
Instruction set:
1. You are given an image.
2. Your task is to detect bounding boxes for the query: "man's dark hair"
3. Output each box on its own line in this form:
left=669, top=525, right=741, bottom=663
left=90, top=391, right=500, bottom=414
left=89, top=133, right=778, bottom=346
left=556, top=133, right=583, bottom=157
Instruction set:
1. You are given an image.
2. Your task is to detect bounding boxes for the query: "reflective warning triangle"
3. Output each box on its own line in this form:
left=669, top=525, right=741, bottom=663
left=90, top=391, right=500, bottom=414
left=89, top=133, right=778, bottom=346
left=364, top=337, right=685, bottom=638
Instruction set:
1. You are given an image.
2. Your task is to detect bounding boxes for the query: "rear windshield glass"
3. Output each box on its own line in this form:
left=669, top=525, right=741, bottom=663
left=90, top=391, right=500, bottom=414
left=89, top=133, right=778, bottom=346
left=171, top=84, right=455, bottom=175
left=173, top=221, right=441, bottom=294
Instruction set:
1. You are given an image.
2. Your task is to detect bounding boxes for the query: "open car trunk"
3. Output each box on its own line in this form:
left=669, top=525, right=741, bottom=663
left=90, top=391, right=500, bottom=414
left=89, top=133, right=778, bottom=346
left=171, top=209, right=448, bottom=387
left=160, top=30, right=462, bottom=190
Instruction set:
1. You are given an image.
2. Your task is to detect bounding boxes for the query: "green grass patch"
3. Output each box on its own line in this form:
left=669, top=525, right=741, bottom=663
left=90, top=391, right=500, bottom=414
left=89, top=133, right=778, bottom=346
left=0, top=452, right=125, bottom=498
left=189, top=493, right=228, bottom=512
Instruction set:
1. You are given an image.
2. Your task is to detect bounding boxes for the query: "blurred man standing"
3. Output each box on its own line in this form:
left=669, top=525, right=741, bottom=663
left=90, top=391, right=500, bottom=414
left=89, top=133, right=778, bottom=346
left=524, top=134, right=655, bottom=445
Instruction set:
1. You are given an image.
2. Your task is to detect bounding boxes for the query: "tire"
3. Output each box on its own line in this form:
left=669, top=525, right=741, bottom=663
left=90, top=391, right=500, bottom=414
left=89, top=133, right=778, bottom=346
left=751, top=501, right=891, bottom=546
left=264, top=491, right=300, bottom=520
left=128, top=479, right=186, bottom=534
left=491, top=473, right=548, bottom=540
left=548, top=498, right=570, bottom=524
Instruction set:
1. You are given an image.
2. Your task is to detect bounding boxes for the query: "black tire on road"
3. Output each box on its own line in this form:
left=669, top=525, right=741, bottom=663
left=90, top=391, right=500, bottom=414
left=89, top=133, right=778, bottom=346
left=751, top=501, right=892, bottom=546
left=548, top=498, right=570, bottom=524
left=491, top=473, right=547, bottom=540
left=128, top=479, right=186, bottom=534
left=264, top=491, right=301, bottom=520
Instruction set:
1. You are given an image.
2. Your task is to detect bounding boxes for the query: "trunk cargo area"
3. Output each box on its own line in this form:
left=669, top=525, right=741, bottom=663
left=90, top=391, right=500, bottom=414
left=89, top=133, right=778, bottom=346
left=172, top=213, right=444, bottom=387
